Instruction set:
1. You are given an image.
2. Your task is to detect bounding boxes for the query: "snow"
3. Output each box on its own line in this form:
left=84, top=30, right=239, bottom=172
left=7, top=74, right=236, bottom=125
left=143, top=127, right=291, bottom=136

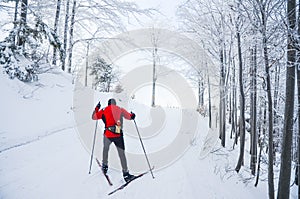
left=0, top=68, right=294, bottom=199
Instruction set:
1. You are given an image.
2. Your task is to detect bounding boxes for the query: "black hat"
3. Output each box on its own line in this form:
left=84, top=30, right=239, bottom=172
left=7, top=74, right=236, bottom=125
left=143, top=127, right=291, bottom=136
left=108, top=98, right=116, bottom=105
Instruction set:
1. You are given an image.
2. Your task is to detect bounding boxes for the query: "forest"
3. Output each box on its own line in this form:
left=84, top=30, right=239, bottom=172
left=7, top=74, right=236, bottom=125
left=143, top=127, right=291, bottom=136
left=0, top=0, right=300, bottom=199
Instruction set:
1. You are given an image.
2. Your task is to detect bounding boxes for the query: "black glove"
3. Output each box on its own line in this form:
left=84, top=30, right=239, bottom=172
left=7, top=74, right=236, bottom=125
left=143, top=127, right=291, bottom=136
left=131, top=112, right=136, bottom=120
left=95, top=101, right=101, bottom=111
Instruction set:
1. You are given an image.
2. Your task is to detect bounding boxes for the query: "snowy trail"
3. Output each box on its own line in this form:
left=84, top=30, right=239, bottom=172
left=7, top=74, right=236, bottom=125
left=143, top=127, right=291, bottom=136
left=0, top=70, right=270, bottom=199
left=0, top=119, right=267, bottom=199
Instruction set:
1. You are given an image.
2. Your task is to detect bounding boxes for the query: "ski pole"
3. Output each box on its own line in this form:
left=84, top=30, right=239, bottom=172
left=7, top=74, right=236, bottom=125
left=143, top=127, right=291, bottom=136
left=133, top=119, right=155, bottom=179
left=88, top=120, right=98, bottom=174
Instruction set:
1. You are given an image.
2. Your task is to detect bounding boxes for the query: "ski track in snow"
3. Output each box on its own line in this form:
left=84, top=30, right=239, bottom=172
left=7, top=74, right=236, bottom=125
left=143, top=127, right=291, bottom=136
left=0, top=125, right=75, bottom=153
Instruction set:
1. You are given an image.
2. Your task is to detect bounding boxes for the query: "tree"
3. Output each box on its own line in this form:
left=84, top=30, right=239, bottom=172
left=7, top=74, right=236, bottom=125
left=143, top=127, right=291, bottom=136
left=67, top=0, right=76, bottom=73
left=178, top=0, right=230, bottom=147
left=62, top=0, right=70, bottom=71
left=250, top=44, right=257, bottom=175
left=52, top=0, right=62, bottom=66
left=178, top=1, right=287, bottom=197
left=0, top=0, right=63, bottom=82
left=17, top=0, right=28, bottom=47
left=261, top=2, right=275, bottom=197
left=11, top=0, right=20, bottom=46
left=151, top=27, right=159, bottom=107
left=277, top=0, right=296, bottom=198
left=235, top=0, right=246, bottom=173
left=61, top=0, right=153, bottom=77
left=90, top=57, right=116, bottom=92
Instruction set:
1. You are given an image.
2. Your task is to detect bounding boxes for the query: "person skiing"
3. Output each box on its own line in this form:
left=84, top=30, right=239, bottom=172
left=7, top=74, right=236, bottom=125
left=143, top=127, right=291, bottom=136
left=92, top=98, right=136, bottom=182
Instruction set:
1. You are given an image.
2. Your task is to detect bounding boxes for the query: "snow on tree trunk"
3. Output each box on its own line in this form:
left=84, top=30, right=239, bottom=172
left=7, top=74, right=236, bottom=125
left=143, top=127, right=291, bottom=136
left=273, top=65, right=280, bottom=156
left=85, top=41, right=90, bottom=87
left=12, top=0, right=19, bottom=46
left=250, top=45, right=257, bottom=176
left=67, top=0, right=76, bottom=74
left=17, top=0, right=28, bottom=47
left=231, top=59, right=238, bottom=148
left=151, top=31, right=158, bottom=107
left=52, top=0, right=62, bottom=66
left=62, top=0, right=70, bottom=71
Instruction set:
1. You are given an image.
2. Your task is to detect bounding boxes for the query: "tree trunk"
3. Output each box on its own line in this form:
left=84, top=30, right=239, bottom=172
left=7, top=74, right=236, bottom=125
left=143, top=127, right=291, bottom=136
left=52, top=0, right=62, bottom=66
left=199, top=80, right=204, bottom=107
left=219, top=47, right=226, bottom=147
left=62, top=0, right=70, bottom=71
left=152, top=46, right=157, bottom=107
left=297, top=0, right=300, bottom=195
left=207, top=68, right=212, bottom=128
left=273, top=65, right=280, bottom=156
left=85, top=41, right=90, bottom=87
left=12, top=0, right=19, bottom=46
left=67, top=0, right=76, bottom=74
left=265, top=36, right=275, bottom=199
left=230, top=61, right=236, bottom=139
left=256, top=2, right=275, bottom=197
left=277, top=0, right=296, bottom=198
left=232, top=59, right=238, bottom=148
left=255, top=136, right=263, bottom=187
left=235, top=21, right=246, bottom=173
left=250, top=45, right=257, bottom=176
left=17, top=0, right=28, bottom=47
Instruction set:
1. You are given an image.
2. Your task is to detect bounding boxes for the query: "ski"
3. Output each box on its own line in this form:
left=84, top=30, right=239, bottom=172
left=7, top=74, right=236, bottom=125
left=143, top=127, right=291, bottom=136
left=96, top=158, right=113, bottom=186
left=108, top=167, right=154, bottom=196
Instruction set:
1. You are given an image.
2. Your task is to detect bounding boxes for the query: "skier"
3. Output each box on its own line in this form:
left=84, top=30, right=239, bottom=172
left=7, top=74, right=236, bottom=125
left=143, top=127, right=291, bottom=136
left=92, top=98, right=136, bottom=182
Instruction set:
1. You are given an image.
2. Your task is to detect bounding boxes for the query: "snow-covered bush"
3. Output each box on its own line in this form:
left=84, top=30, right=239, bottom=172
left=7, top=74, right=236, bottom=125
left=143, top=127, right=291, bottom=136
left=0, top=17, right=63, bottom=82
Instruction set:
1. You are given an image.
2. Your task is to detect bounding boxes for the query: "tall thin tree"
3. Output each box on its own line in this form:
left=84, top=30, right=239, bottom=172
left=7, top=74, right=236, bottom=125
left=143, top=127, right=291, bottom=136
left=151, top=28, right=158, bottom=107
left=12, top=0, right=19, bottom=46
left=17, top=0, right=28, bottom=47
left=277, top=0, right=296, bottom=198
left=67, top=0, right=76, bottom=73
left=62, top=0, right=70, bottom=71
left=235, top=0, right=246, bottom=172
left=52, top=0, right=62, bottom=66
left=250, top=45, right=257, bottom=176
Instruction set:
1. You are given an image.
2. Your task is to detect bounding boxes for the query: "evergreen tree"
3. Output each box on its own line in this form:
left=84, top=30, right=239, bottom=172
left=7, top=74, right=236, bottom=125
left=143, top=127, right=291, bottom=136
left=90, top=57, right=116, bottom=92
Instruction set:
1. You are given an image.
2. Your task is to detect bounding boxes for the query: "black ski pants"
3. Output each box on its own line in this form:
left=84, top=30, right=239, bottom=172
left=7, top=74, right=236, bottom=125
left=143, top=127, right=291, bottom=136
left=102, top=135, right=128, bottom=172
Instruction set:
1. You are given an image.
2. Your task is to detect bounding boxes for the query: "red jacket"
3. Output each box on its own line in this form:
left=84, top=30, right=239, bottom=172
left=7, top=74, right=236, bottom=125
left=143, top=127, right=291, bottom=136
left=92, top=104, right=133, bottom=138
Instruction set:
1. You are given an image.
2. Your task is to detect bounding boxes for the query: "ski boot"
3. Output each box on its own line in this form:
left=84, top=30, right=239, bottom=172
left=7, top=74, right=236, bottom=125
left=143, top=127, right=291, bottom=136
left=123, top=171, right=135, bottom=182
left=102, top=164, right=108, bottom=174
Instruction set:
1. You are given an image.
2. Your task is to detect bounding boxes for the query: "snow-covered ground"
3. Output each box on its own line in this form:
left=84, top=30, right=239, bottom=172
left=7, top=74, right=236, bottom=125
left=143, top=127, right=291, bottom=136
left=0, top=68, right=295, bottom=199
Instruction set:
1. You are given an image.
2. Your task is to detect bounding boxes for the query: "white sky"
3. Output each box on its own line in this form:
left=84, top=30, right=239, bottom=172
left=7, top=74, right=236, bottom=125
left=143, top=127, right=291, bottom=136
left=127, top=0, right=183, bottom=29
left=113, top=0, right=198, bottom=108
